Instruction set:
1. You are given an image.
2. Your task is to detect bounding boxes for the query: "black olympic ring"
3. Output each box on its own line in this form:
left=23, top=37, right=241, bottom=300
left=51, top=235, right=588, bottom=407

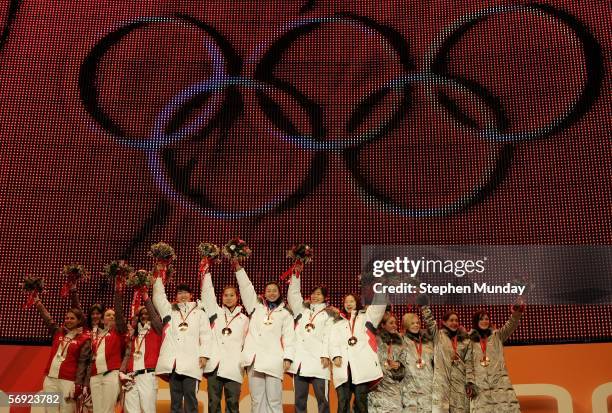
left=423, top=3, right=604, bottom=143
left=78, top=5, right=604, bottom=220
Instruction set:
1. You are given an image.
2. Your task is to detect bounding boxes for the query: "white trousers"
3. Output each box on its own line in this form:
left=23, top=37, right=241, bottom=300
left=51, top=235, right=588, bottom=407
left=248, top=367, right=283, bottom=413
left=90, top=370, right=120, bottom=413
left=123, top=371, right=158, bottom=413
left=42, top=376, right=75, bottom=413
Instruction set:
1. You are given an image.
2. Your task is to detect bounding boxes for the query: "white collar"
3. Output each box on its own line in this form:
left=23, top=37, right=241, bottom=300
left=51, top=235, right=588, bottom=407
left=138, top=322, right=151, bottom=334
left=223, top=305, right=242, bottom=316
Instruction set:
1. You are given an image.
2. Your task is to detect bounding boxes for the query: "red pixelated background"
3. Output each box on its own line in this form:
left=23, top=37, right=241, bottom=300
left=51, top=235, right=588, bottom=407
left=0, top=0, right=610, bottom=344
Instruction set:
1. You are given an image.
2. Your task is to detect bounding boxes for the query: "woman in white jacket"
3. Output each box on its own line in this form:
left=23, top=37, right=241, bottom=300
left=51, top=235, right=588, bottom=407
left=152, top=278, right=213, bottom=413
left=329, top=294, right=386, bottom=413
left=234, top=262, right=296, bottom=413
left=199, top=264, right=249, bottom=413
left=286, top=272, right=334, bottom=413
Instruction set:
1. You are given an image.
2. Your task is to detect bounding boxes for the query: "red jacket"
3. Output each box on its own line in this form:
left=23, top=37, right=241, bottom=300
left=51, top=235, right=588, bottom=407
left=124, top=328, right=162, bottom=372
left=90, top=328, right=126, bottom=376
left=44, top=328, right=91, bottom=383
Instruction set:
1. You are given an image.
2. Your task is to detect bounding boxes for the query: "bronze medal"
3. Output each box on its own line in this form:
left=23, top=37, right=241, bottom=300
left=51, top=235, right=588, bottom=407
left=222, top=327, right=232, bottom=336
left=178, top=322, right=188, bottom=331
left=305, top=323, right=315, bottom=332
left=480, top=355, right=490, bottom=367
left=416, top=359, right=424, bottom=369
left=348, top=336, right=358, bottom=346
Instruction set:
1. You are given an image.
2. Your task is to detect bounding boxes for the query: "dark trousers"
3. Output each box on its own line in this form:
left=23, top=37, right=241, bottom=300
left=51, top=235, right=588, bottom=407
left=206, top=368, right=242, bottom=413
left=335, top=368, right=369, bottom=413
left=169, top=371, right=199, bottom=413
left=294, top=374, right=329, bottom=413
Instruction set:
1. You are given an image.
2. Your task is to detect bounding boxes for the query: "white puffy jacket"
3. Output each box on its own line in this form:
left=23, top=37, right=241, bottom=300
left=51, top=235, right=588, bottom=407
left=236, top=268, right=296, bottom=380
left=199, top=271, right=249, bottom=383
left=152, top=277, right=212, bottom=380
left=286, top=274, right=333, bottom=380
left=329, top=305, right=386, bottom=387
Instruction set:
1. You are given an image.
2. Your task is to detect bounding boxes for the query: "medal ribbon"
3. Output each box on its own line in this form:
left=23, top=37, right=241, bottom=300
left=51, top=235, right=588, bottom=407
left=92, top=330, right=109, bottom=357
left=451, top=335, right=459, bottom=359
left=178, top=304, right=197, bottom=326
left=57, top=334, right=73, bottom=360
left=308, top=306, right=327, bottom=325
left=133, top=326, right=149, bottom=355
left=349, top=312, right=358, bottom=337
left=387, top=343, right=394, bottom=362
left=415, top=335, right=423, bottom=362
left=263, top=299, right=280, bottom=322
left=480, top=337, right=488, bottom=362
left=224, top=311, right=241, bottom=329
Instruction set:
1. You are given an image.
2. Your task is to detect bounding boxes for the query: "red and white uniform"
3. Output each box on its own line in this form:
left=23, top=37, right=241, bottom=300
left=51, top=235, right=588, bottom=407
left=89, top=326, right=126, bottom=413
left=90, top=326, right=126, bottom=376
left=43, top=327, right=91, bottom=413
left=35, top=300, right=91, bottom=413
left=123, top=321, right=162, bottom=413
left=45, top=327, right=91, bottom=381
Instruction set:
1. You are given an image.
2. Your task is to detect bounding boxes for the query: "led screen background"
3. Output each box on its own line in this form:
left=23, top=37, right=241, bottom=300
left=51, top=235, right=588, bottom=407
left=0, top=0, right=610, bottom=344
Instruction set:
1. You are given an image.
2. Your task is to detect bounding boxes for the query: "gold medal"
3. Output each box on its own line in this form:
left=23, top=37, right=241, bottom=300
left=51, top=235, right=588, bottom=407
left=348, top=336, right=358, bottom=346
left=305, top=323, right=315, bottom=332
left=480, top=356, right=490, bottom=367
left=178, top=322, right=188, bottom=331
left=416, top=359, right=424, bottom=369
left=222, top=327, right=232, bottom=336
left=263, top=318, right=273, bottom=325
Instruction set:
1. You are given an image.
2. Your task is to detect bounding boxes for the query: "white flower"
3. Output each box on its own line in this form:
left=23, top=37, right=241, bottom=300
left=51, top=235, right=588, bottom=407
left=230, top=245, right=236, bottom=251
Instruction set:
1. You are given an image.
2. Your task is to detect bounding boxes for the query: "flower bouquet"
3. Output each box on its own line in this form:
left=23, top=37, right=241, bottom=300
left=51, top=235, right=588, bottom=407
left=102, top=260, right=134, bottom=292
left=22, top=276, right=45, bottom=308
left=280, top=244, right=313, bottom=283
left=197, top=242, right=221, bottom=277
left=60, top=264, right=89, bottom=298
left=126, top=269, right=152, bottom=316
left=148, top=242, right=176, bottom=283
left=222, top=238, right=252, bottom=261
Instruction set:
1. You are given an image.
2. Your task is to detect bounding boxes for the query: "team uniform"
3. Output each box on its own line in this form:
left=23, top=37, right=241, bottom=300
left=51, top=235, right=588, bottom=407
left=235, top=268, right=296, bottom=413
left=120, top=297, right=163, bottom=413
left=35, top=300, right=91, bottom=413
left=199, top=271, right=249, bottom=413
left=286, top=274, right=334, bottom=413
left=88, top=292, right=127, bottom=413
left=152, top=277, right=213, bottom=413
left=329, top=304, right=386, bottom=413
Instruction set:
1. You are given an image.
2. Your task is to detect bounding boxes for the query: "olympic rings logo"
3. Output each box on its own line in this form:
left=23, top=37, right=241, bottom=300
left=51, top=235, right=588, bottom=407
left=78, top=4, right=604, bottom=219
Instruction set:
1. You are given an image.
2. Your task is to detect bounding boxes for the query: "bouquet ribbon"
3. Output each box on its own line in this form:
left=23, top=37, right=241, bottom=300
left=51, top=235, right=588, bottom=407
left=199, top=257, right=210, bottom=278
left=280, top=261, right=302, bottom=284
left=154, top=264, right=168, bottom=284
left=60, top=282, right=72, bottom=298
left=131, top=286, right=147, bottom=317
left=116, top=277, right=126, bottom=293
left=23, top=291, right=38, bottom=309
